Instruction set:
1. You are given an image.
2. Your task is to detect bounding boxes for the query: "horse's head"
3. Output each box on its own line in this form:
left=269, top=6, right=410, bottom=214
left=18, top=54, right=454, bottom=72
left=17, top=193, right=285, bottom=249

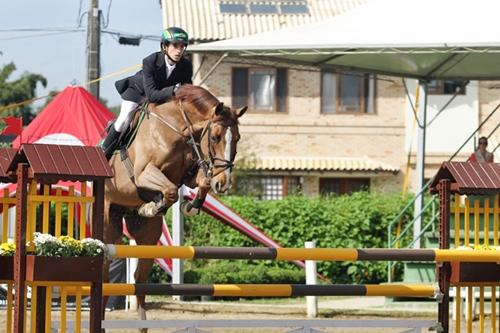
left=203, top=102, right=247, bottom=194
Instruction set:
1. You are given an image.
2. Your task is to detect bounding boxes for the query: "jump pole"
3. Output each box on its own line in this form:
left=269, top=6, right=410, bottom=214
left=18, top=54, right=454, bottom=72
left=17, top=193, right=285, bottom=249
left=62, top=282, right=440, bottom=298
left=107, top=245, right=500, bottom=262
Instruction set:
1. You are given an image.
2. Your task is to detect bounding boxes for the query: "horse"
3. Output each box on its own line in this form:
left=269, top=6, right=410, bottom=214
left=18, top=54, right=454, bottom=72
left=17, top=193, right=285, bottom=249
left=103, top=84, right=246, bottom=331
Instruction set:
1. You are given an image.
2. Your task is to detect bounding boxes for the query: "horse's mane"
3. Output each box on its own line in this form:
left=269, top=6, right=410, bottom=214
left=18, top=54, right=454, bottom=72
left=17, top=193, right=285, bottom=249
left=172, top=84, right=218, bottom=115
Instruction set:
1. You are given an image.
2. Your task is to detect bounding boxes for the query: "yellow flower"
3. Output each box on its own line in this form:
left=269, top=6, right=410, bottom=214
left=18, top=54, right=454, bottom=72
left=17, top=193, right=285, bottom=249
left=0, top=242, right=15, bottom=256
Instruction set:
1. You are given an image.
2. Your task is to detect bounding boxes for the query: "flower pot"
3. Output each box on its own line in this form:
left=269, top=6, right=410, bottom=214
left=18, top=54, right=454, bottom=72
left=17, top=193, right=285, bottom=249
left=26, top=255, right=103, bottom=282
left=450, top=262, right=500, bottom=284
left=0, top=256, right=13, bottom=280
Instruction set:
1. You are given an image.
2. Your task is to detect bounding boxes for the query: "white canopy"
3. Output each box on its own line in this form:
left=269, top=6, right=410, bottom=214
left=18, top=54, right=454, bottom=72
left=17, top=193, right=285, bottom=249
left=190, top=0, right=500, bottom=80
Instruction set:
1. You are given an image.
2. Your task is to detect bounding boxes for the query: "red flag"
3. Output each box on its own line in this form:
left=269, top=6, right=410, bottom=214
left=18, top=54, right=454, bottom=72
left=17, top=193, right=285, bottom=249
left=1, top=116, right=22, bottom=136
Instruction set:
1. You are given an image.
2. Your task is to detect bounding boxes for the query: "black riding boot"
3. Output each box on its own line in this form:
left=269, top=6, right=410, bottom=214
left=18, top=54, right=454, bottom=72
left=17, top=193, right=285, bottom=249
left=101, top=126, right=121, bottom=160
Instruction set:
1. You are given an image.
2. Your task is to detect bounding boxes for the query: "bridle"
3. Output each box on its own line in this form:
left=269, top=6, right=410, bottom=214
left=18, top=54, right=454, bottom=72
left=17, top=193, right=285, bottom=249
left=148, top=100, right=234, bottom=180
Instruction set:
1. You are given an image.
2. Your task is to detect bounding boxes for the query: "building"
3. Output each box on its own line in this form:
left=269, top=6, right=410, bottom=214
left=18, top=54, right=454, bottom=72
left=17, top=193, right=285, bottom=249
left=162, top=0, right=500, bottom=199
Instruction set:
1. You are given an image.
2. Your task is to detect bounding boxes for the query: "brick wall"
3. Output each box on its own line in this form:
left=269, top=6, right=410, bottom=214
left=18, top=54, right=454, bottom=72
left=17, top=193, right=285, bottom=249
left=197, top=55, right=433, bottom=195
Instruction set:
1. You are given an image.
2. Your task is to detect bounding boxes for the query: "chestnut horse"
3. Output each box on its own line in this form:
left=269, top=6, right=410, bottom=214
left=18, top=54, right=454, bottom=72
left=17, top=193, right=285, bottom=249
left=104, top=85, right=246, bottom=330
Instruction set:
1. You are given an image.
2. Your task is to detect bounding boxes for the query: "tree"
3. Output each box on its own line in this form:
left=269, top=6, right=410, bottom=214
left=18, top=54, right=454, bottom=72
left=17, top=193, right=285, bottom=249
left=38, top=90, right=59, bottom=109
left=0, top=62, right=47, bottom=125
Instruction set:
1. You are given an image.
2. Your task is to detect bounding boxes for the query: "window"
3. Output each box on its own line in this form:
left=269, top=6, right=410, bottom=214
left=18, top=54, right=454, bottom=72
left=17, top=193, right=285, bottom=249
left=321, top=72, right=376, bottom=114
left=232, top=67, right=288, bottom=112
left=235, top=176, right=300, bottom=199
left=427, top=80, right=466, bottom=95
left=219, top=3, right=247, bottom=13
left=281, top=3, right=309, bottom=14
left=261, top=177, right=284, bottom=200
left=320, top=178, right=370, bottom=196
left=260, top=176, right=301, bottom=200
left=219, top=1, right=309, bottom=15
left=250, top=3, right=278, bottom=14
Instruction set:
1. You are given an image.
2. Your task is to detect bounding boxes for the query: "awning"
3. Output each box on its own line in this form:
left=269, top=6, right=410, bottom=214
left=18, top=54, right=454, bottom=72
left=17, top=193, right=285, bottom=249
left=240, top=156, right=399, bottom=174
left=190, top=0, right=500, bottom=80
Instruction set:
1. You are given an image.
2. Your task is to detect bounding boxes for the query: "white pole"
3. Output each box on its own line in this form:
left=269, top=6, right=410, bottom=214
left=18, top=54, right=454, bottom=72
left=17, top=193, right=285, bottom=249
left=413, top=80, right=428, bottom=249
left=172, top=187, right=185, bottom=301
left=126, top=239, right=138, bottom=311
left=305, top=241, right=318, bottom=318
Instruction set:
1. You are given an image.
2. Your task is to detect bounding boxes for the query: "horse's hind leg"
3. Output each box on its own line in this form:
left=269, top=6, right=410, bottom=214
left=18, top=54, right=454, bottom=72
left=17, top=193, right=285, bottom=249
left=125, top=214, right=163, bottom=333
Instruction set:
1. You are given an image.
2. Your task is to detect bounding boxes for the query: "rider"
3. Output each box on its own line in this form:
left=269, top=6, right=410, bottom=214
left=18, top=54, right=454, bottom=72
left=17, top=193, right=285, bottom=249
left=102, top=26, right=193, bottom=159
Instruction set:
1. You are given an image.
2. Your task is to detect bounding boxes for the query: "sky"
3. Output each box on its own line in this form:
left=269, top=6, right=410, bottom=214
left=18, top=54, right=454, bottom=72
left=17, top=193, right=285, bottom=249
left=0, top=0, right=163, bottom=107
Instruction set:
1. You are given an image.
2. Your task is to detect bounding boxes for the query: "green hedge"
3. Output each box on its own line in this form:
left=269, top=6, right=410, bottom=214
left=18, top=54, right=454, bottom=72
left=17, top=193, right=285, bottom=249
left=183, top=261, right=305, bottom=284
left=159, top=192, right=412, bottom=285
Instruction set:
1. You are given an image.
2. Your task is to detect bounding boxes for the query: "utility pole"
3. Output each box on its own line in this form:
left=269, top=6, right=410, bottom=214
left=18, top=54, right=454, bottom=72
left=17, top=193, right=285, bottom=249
left=86, top=0, right=101, bottom=99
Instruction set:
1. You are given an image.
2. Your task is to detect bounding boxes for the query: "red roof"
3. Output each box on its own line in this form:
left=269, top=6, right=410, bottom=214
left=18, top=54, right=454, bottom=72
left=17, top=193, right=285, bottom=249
left=8, top=144, right=112, bottom=182
left=12, top=86, right=114, bottom=148
left=430, top=162, right=500, bottom=195
left=0, top=148, right=18, bottom=182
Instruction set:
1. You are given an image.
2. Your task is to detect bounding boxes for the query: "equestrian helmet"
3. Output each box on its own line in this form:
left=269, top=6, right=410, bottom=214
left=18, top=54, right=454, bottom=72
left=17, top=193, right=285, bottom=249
left=161, top=27, right=189, bottom=46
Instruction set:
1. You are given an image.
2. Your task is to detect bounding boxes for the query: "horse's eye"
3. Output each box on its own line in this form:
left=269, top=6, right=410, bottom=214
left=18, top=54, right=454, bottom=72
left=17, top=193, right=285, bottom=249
left=210, top=135, right=217, bottom=143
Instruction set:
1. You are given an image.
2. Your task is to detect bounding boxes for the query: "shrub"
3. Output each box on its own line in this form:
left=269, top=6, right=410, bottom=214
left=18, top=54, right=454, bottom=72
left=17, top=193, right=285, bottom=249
left=163, top=192, right=411, bottom=284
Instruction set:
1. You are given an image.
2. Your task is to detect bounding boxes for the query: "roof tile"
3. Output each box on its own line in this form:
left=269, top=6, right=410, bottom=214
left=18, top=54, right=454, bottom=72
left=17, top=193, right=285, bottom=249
left=240, top=156, right=398, bottom=173
left=430, top=162, right=500, bottom=194
left=8, top=144, right=113, bottom=182
left=0, top=148, right=18, bottom=181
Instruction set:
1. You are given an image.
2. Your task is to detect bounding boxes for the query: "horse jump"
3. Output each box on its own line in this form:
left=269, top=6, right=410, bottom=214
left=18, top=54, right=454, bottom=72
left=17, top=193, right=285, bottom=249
left=3, top=148, right=500, bottom=333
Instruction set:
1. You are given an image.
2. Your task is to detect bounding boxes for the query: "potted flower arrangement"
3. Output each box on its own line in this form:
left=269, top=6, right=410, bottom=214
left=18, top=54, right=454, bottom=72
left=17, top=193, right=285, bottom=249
left=0, top=242, right=15, bottom=280
left=26, top=233, right=106, bottom=282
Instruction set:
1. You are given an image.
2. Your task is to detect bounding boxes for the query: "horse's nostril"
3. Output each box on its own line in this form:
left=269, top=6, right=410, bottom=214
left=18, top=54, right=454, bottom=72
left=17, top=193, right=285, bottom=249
left=216, top=181, right=223, bottom=192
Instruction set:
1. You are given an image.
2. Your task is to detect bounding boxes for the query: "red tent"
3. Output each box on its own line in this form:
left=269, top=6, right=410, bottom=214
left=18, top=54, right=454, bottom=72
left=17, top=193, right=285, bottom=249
left=13, top=86, right=114, bottom=147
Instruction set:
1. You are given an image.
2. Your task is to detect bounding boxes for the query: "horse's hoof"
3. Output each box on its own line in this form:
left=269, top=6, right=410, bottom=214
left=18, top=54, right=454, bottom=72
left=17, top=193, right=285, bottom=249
left=137, top=202, right=158, bottom=217
left=180, top=201, right=200, bottom=217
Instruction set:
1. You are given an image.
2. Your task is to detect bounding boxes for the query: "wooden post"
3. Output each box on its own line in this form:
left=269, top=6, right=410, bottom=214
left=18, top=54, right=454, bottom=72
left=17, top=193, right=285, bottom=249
left=35, top=182, right=47, bottom=333
left=438, top=179, right=451, bottom=333
left=89, top=179, right=104, bottom=333
left=14, top=164, right=28, bottom=333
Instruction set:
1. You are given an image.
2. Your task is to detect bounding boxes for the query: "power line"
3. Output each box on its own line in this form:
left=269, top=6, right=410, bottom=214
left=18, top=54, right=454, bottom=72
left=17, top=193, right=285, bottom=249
left=102, top=0, right=113, bottom=28
left=0, top=30, right=82, bottom=41
left=0, top=27, right=159, bottom=42
left=0, top=27, right=81, bottom=32
left=77, top=0, right=85, bottom=27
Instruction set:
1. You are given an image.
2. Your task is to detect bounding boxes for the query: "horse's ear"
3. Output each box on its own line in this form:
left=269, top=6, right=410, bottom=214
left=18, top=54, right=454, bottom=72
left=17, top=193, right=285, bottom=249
left=236, top=106, right=247, bottom=118
left=214, top=102, right=225, bottom=116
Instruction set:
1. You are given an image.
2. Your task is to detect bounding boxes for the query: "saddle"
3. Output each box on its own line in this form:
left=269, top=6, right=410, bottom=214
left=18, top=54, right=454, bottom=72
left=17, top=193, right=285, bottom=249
left=106, top=103, right=148, bottom=152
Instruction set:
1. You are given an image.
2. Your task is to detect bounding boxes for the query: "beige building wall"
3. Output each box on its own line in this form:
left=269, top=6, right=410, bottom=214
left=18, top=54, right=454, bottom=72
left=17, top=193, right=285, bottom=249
left=199, top=55, right=471, bottom=196
left=479, top=81, right=500, bottom=144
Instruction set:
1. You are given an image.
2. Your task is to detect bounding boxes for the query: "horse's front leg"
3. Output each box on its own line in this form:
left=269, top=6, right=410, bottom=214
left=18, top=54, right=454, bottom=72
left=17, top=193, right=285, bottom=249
left=135, top=163, right=179, bottom=217
left=180, top=170, right=211, bottom=216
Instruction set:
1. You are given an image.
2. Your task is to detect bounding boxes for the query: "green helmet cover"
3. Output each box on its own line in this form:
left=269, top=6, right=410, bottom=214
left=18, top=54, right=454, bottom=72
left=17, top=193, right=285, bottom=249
left=161, top=27, right=189, bottom=45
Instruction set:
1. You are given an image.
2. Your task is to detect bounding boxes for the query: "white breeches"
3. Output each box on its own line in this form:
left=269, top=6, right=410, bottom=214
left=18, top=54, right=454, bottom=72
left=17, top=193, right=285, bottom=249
left=114, top=99, right=139, bottom=132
